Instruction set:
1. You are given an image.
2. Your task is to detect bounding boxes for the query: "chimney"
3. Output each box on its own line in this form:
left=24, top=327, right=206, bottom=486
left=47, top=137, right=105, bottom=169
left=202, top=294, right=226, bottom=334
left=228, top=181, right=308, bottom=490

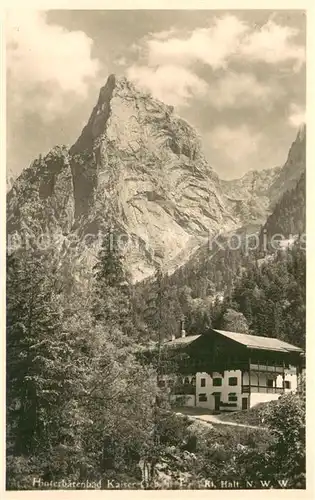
left=180, top=318, right=186, bottom=338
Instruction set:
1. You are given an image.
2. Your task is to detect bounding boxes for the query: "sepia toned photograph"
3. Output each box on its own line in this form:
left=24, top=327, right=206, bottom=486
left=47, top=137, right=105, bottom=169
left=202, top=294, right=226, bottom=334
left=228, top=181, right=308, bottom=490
left=5, top=8, right=306, bottom=491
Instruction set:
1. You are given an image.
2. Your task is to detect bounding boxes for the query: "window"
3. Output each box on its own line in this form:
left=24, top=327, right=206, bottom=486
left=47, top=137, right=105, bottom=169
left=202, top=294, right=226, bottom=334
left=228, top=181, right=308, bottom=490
left=284, top=381, right=291, bottom=389
left=191, top=376, right=196, bottom=386
left=228, top=393, right=238, bottom=402
left=200, top=378, right=206, bottom=387
left=228, top=377, right=238, bottom=386
left=267, top=379, right=274, bottom=388
left=184, top=377, right=190, bottom=385
left=199, top=393, right=207, bottom=402
left=213, top=378, right=222, bottom=387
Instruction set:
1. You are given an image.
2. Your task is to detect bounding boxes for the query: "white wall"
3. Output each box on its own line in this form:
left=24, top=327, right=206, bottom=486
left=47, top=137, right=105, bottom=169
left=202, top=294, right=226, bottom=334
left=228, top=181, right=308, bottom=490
left=281, top=372, right=297, bottom=392
left=243, top=369, right=298, bottom=408
left=195, top=372, right=213, bottom=409
left=195, top=370, right=243, bottom=411
left=243, top=371, right=297, bottom=388
left=165, top=367, right=298, bottom=412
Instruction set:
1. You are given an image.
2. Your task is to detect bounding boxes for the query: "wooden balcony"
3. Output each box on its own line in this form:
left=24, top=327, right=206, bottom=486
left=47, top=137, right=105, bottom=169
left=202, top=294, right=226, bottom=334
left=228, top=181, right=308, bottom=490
left=249, top=363, right=296, bottom=373
left=250, top=363, right=285, bottom=373
left=242, top=385, right=284, bottom=394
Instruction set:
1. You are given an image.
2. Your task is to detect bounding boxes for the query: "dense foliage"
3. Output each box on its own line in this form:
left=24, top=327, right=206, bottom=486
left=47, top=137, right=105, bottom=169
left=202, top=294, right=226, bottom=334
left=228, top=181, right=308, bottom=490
left=228, top=243, right=306, bottom=347
left=6, top=236, right=158, bottom=489
left=6, top=224, right=306, bottom=489
left=134, top=241, right=305, bottom=348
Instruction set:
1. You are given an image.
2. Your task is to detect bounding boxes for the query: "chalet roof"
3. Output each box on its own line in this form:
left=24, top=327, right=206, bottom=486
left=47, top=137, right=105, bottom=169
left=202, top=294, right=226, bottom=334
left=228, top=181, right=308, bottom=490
left=164, top=334, right=202, bottom=347
left=212, top=329, right=303, bottom=353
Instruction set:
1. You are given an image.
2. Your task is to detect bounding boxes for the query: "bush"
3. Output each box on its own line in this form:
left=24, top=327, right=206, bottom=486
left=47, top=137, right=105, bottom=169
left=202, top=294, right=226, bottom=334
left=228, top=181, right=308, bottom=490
left=157, top=412, right=191, bottom=447
left=261, top=393, right=305, bottom=487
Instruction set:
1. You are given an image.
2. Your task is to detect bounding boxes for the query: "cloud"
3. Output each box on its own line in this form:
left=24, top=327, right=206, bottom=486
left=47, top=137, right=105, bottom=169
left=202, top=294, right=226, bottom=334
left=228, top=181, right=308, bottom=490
left=127, top=64, right=208, bottom=107
left=148, top=27, right=179, bottom=40
left=207, top=72, right=280, bottom=110
left=208, top=125, right=263, bottom=164
left=241, top=20, right=305, bottom=70
left=6, top=11, right=101, bottom=122
left=127, top=66, right=279, bottom=111
left=127, top=15, right=304, bottom=111
left=138, top=15, right=305, bottom=71
left=115, top=56, right=127, bottom=67
left=146, top=15, right=249, bottom=70
left=288, top=103, right=306, bottom=128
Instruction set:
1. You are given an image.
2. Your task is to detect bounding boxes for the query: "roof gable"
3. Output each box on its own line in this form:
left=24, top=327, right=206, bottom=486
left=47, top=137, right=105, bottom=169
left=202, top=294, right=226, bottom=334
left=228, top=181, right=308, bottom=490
left=211, top=329, right=303, bottom=353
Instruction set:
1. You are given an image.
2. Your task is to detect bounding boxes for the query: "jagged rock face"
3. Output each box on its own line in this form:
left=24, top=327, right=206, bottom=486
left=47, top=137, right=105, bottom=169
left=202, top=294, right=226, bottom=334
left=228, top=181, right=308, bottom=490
left=7, top=74, right=305, bottom=282
left=70, top=75, right=236, bottom=280
left=268, top=123, right=306, bottom=206
left=7, top=146, right=75, bottom=243
left=7, top=75, right=236, bottom=281
left=221, top=124, right=306, bottom=226
left=221, top=167, right=281, bottom=225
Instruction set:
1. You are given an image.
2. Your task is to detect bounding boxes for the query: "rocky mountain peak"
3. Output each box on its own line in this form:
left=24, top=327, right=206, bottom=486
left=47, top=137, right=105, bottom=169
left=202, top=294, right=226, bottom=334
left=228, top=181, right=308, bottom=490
left=8, top=73, right=305, bottom=282
left=7, top=73, right=306, bottom=282
left=71, top=73, right=204, bottom=162
left=8, top=74, right=236, bottom=282
left=221, top=125, right=306, bottom=224
left=297, top=122, right=306, bottom=142
left=267, top=124, right=306, bottom=206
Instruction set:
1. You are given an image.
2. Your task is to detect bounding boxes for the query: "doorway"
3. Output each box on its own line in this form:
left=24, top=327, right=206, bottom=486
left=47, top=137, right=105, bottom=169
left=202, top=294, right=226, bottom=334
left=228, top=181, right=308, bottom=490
left=214, top=393, right=221, bottom=411
left=242, top=397, right=248, bottom=410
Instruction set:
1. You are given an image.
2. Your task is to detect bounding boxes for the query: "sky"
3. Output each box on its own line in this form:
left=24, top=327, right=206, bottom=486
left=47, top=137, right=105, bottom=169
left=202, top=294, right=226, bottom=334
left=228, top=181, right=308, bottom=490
left=6, top=9, right=306, bottom=181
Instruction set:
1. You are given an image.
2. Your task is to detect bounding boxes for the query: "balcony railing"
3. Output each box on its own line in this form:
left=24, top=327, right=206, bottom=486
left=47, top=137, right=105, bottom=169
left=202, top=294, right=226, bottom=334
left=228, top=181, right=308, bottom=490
left=250, top=364, right=285, bottom=373
left=242, top=385, right=284, bottom=394
left=250, top=364, right=296, bottom=373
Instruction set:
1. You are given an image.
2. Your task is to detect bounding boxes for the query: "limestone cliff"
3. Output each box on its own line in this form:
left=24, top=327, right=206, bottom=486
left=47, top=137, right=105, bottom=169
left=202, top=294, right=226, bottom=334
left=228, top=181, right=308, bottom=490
left=7, top=75, right=236, bottom=281
left=7, top=75, right=305, bottom=282
left=221, top=167, right=281, bottom=225
left=221, top=124, right=306, bottom=226
left=268, top=123, right=306, bottom=206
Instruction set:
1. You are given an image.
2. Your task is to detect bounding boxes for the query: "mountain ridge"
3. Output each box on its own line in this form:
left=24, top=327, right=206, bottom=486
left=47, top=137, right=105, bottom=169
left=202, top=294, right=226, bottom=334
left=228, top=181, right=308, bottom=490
left=220, top=123, right=305, bottom=225
left=7, top=74, right=306, bottom=283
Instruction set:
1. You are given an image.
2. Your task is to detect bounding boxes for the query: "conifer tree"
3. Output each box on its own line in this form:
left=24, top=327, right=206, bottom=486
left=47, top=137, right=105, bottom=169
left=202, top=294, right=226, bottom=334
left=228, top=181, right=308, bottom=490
left=92, top=226, right=132, bottom=334
left=83, top=228, right=158, bottom=482
left=7, top=248, right=76, bottom=458
left=6, top=245, right=98, bottom=488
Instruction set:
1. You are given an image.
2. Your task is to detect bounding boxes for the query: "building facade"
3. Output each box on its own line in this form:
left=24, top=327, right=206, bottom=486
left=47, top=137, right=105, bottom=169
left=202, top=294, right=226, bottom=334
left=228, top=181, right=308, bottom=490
left=157, top=328, right=304, bottom=412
